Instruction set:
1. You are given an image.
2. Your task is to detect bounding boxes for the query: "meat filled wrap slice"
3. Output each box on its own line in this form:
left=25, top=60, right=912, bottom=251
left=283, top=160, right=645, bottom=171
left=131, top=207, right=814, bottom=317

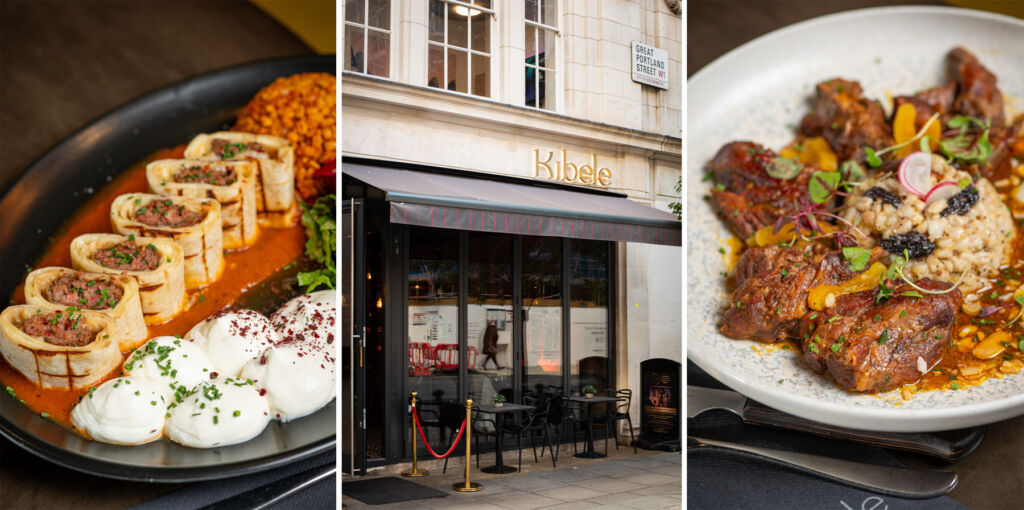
left=110, top=193, right=224, bottom=289
left=146, top=159, right=258, bottom=249
left=70, top=233, right=185, bottom=325
left=0, top=305, right=119, bottom=389
left=184, top=132, right=296, bottom=227
left=24, top=267, right=146, bottom=351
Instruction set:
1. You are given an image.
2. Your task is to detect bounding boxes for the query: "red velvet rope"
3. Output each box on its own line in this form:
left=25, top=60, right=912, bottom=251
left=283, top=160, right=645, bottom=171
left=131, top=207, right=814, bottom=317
left=411, top=406, right=467, bottom=459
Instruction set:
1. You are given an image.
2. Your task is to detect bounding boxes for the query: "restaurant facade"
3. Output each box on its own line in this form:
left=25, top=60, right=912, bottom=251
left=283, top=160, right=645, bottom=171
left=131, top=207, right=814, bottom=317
left=341, top=0, right=682, bottom=474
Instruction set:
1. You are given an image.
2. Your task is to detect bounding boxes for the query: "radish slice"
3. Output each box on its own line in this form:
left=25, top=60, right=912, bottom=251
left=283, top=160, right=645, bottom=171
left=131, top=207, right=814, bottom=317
left=924, top=181, right=960, bottom=206
left=898, top=152, right=933, bottom=198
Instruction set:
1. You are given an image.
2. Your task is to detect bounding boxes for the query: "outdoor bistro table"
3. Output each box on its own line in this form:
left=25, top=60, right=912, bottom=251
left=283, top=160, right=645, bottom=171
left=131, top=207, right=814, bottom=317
left=476, top=402, right=534, bottom=474
left=567, top=395, right=622, bottom=459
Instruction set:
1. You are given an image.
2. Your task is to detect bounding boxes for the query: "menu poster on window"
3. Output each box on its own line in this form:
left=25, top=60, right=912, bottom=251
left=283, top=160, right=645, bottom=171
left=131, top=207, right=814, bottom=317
left=407, top=306, right=457, bottom=345
left=570, top=307, right=607, bottom=359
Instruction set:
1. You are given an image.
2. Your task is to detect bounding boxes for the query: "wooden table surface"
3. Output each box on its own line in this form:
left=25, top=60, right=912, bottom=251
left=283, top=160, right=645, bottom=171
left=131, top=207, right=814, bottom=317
left=687, top=2, right=1023, bottom=509
left=0, top=1, right=313, bottom=508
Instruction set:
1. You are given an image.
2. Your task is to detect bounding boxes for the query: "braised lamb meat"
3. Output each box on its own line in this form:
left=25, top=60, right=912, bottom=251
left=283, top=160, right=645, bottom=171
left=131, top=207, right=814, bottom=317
left=799, top=79, right=893, bottom=163
left=707, top=141, right=818, bottom=238
left=22, top=310, right=96, bottom=347
left=893, top=81, right=956, bottom=126
left=800, top=279, right=960, bottom=393
left=722, top=243, right=868, bottom=343
left=948, top=47, right=1005, bottom=126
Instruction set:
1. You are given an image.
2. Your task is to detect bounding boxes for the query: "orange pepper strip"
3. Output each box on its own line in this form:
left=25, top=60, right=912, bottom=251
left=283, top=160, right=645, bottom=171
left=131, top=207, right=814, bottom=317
left=780, top=137, right=838, bottom=172
left=894, top=103, right=940, bottom=158
left=807, top=262, right=886, bottom=311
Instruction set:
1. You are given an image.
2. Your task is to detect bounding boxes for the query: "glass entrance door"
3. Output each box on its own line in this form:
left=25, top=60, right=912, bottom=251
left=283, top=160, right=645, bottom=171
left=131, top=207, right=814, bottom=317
left=342, top=199, right=365, bottom=474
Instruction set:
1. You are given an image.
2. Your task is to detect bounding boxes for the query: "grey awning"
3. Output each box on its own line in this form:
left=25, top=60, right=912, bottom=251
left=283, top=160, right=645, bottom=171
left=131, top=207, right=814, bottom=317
left=343, top=162, right=681, bottom=246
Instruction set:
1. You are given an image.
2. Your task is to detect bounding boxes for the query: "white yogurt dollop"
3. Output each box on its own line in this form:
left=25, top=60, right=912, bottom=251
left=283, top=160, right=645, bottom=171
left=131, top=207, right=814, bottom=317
left=71, top=376, right=166, bottom=445
left=270, top=290, right=336, bottom=374
left=164, top=377, right=271, bottom=448
left=241, top=343, right=336, bottom=422
left=186, top=309, right=279, bottom=377
left=123, top=336, right=215, bottom=400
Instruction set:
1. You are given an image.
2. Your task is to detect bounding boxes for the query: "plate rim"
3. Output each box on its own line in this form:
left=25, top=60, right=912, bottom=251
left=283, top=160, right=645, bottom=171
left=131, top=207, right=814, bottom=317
left=0, top=54, right=338, bottom=480
left=687, top=5, right=1024, bottom=432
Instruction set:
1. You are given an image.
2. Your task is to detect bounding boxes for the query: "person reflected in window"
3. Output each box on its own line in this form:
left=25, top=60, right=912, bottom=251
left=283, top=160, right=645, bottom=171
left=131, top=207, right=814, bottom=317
left=481, top=321, right=501, bottom=370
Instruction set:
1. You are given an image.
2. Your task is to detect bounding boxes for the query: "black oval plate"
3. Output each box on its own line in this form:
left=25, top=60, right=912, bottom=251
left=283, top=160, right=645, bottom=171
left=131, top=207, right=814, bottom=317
left=0, top=55, right=337, bottom=482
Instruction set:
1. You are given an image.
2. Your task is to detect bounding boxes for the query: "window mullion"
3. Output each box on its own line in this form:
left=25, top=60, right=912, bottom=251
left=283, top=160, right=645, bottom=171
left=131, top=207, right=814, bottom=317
left=467, top=6, right=473, bottom=95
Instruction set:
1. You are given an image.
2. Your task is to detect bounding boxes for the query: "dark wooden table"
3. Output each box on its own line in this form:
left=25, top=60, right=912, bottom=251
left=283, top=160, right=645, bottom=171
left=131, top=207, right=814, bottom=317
left=476, top=402, right=534, bottom=474
left=0, top=2, right=313, bottom=508
left=567, top=395, right=621, bottom=459
left=688, top=3, right=1024, bottom=509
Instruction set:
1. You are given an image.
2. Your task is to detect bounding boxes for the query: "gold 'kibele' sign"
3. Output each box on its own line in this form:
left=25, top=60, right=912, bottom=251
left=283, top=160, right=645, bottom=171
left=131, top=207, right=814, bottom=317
left=533, top=149, right=612, bottom=187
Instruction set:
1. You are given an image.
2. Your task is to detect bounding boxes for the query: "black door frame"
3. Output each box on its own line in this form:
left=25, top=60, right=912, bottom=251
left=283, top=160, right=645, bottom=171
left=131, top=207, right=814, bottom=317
left=342, top=198, right=366, bottom=475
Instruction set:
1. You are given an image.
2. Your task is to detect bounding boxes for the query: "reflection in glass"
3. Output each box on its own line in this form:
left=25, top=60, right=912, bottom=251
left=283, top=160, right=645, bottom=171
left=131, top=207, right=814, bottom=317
left=408, top=227, right=459, bottom=408
left=448, top=48, right=467, bottom=93
left=367, top=0, right=389, bottom=30
left=471, top=54, right=489, bottom=98
left=569, top=240, right=609, bottom=394
left=345, top=0, right=364, bottom=23
left=428, top=0, right=444, bottom=42
left=522, top=236, right=562, bottom=398
left=366, top=30, right=390, bottom=78
left=541, top=0, right=557, bottom=26
left=467, top=233, right=512, bottom=406
left=345, top=25, right=365, bottom=73
left=447, top=4, right=468, bottom=48
left=471, top=7, right=489, bottom=52
left=525, top=0, right=538, bottom=23
left=427, top=45, right=443, bottom=89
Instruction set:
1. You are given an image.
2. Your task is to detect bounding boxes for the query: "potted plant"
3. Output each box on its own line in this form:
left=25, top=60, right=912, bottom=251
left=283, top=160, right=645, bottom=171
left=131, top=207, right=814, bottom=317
left=492, top=394, right=507, bottom=408
left=582, top=385, right=596, bottom=398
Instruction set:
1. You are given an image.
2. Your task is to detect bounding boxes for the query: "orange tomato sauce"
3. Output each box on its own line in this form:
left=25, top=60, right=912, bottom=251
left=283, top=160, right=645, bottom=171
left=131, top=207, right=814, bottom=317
left=2, top=146, right=306, bottom=430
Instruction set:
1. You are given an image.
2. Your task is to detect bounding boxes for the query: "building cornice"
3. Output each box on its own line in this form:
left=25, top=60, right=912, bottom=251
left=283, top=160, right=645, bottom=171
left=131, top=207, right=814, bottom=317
left=342, top=72, right=682, bottom=161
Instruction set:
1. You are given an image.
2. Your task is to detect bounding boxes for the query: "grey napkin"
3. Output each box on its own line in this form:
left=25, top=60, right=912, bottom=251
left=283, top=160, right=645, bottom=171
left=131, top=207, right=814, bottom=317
left=687, top=361, right=967, bottom=510
left=129, top=449, right=335, bottom=510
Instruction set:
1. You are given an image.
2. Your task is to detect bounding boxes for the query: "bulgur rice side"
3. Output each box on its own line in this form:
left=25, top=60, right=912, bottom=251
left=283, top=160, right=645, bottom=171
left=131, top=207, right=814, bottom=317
left=234, top=72, right=336, bottom=200
left=843, top=154, right=1015, bottom=296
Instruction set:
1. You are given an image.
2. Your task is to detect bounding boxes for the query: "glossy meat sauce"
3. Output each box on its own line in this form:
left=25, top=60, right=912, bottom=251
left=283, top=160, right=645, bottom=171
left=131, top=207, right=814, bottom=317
left=1, top=146, right=305, bottom=429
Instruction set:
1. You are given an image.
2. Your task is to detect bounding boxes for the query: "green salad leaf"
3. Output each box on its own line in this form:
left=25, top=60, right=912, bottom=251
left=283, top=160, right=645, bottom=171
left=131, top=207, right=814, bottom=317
left=297, top=194, right=336, bottom=293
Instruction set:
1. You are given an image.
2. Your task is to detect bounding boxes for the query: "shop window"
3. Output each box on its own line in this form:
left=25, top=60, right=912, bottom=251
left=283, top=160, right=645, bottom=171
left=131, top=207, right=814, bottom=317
left=427, top=0, right=493, bottom=97
left=344, top=0, right=391, bottom=77
left=467, top=233, right=513, bottom=405
left=522, top=236, right=563, bottom=397
left=569, top=240, right=610, bottom=395
left=408, top=228, right=460, bottom=406
left=524, top=0, right=557, bottom=109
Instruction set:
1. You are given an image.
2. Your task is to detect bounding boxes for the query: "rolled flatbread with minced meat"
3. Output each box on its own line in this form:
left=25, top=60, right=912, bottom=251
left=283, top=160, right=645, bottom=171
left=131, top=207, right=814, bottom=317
left=110, top=193, right=223, bottom=289
left=24, top=267, right=146, bottom=351
left=184, top=132, right=296, bottom=227
left=70, top=233, right=185, bottom=324
left=0, top=305, right=120, bottom=389
left=146, top=159, right=258, bottom=249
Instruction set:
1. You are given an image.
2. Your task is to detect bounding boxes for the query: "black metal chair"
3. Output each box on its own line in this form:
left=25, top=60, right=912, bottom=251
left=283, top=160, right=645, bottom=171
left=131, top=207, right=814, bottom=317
left=500, top=396, right=553, bottom=470
left=541, top=394, right=578, bottom=464
left=593, top=389, right=637, bottom=454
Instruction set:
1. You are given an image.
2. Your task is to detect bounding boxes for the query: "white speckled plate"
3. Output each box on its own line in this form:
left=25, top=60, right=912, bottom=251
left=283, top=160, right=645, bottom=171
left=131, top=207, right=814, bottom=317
left=687, top=6, right=1024, bottom=432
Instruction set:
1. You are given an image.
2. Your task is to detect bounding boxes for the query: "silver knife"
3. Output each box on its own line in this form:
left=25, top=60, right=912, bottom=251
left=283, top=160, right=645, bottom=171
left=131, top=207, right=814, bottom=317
left=688, top=385, right=983, bottom=462
left=689, top=436, right=957, bottom=499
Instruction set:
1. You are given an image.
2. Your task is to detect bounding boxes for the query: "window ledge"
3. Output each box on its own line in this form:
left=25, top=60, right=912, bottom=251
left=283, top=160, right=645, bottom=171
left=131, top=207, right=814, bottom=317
left=341, top=72, right=682, bottom=156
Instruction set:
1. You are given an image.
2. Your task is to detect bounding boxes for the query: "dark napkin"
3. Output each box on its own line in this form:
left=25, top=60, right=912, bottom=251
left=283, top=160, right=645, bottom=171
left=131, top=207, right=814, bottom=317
left=687, top=361, right=966, bottom=510
left=129, top=449, right=335, bottom=510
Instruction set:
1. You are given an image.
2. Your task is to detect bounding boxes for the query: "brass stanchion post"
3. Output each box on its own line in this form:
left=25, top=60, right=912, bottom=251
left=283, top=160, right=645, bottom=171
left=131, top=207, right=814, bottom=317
left=402, top=392, right=428, bottom=477
left=453, top=399, right=482, bottom=492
